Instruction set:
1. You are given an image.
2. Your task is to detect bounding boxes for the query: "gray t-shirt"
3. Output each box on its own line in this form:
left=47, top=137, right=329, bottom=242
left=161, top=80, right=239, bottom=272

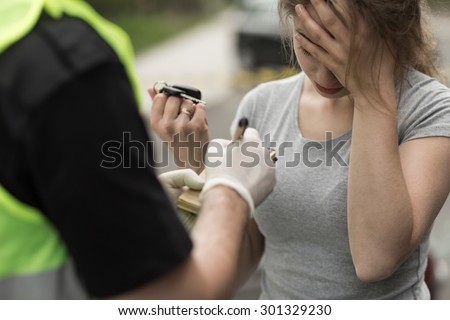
left=231, top=70, right=450, bottom=299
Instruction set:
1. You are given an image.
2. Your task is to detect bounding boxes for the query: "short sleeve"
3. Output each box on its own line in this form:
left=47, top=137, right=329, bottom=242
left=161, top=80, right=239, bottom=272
left=398, top=72, right=450, bottom=143
left=26, top=63, right=192, bottom=298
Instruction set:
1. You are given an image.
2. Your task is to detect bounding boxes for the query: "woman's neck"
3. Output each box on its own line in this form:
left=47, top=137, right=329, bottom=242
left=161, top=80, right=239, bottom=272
left=298, top=77, right=354, bottom=141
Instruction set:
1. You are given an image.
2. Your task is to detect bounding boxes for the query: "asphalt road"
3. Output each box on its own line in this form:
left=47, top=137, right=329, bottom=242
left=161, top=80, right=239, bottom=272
left=136, top=9, right=450, bottom=299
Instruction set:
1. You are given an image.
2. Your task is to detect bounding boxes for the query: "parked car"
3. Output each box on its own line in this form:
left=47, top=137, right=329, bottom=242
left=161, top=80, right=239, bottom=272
left=234, top=0, right=291, bottom=69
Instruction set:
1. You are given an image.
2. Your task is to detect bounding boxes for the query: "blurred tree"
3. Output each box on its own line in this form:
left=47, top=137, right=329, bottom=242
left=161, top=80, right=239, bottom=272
left=86, top=0, right=134, bottom=14
left=87, top=0, right=233, bottom=15
left=84, top=0, right=234, bottom=52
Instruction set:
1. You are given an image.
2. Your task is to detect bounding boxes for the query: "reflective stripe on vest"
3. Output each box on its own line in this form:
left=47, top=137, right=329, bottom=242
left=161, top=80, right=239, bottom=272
left=0, top=0, right=142, bottom=298
left=0, top=184, right=88, bottom=298
left=0, top=261, right=87, bottom=299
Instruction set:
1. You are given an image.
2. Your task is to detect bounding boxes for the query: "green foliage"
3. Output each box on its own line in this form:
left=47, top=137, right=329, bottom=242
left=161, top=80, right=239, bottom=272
left=86, top=0, right=135, bottom=14
left=109, top=12, right=203, bottom=52
left=85, top=0, right=233, bottom=52
left=86, top=0, right=232, bottom=15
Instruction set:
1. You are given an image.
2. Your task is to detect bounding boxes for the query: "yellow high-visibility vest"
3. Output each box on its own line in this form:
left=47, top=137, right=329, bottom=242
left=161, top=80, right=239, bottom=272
left=0, top=0, right=141, bottom=298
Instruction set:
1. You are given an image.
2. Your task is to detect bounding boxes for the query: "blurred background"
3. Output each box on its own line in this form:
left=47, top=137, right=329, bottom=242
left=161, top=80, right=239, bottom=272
left=87, top=0, right=450, bottom=299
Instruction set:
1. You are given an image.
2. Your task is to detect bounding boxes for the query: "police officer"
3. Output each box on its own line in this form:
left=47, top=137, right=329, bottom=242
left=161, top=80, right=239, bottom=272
left=0, top=0, right=275, bottom=299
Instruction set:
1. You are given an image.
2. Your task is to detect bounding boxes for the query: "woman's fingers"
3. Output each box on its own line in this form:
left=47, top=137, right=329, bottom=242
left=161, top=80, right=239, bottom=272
left=295, top=4, right=334, bottom=53
left=295, top=2, right=350, bottom=58
left=295, top=3, right=350, bottom=73
left=294, top=28, right=327, bottom=61
left=177, top=99, right=196, bottom=122
left=309, top=0, right=348, bottom=41
left=149, top=84, right=208, bottom=141
left=190, top=103, right=207, bottom=127
left=161, top=95, right=184, bottom=121
left=148, top=87, right=157, bottom=99
left=149, top=91, right=168, bottom=127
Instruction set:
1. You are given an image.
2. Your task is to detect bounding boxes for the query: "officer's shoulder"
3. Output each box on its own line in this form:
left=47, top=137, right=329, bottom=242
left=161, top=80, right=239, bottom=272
left=37, top=15, right=120, bottom=73
left=0, top=15, right=120, bottom=109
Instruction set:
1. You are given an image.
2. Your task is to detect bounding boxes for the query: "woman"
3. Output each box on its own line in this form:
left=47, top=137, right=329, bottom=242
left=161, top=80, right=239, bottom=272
left=150, top=0, right=450, bottom=299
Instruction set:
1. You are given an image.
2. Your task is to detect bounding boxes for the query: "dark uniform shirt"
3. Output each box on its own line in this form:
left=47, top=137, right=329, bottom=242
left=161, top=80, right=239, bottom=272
left=0, top=14, right=192, bottom=298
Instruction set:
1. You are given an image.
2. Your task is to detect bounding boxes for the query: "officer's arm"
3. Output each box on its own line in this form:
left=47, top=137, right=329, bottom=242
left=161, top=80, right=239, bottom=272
left=114, top=130, right=276, bottom=299
left=113, top=186, right=249, bottom=299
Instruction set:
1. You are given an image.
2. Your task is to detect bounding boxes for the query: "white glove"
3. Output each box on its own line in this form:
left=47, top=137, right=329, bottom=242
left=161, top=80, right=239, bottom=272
left=201, top=128, right=276, bottom=216
left=158, top=169, right=205, bottom=202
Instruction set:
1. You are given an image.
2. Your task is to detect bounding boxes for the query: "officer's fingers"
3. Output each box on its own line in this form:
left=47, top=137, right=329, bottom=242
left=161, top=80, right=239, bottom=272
left=183, top=169, right=205, bottom=190
left=207, top=139, right=231, bottom=151
left=162, top=169, right=204, bottom=189
left=242, top=127, right=263, bottom=143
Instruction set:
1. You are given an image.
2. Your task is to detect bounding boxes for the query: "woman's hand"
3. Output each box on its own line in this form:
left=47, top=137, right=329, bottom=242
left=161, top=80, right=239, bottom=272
left=149, top=87, right=209, bottom=174
left=294, top=0, right=396, bottom=104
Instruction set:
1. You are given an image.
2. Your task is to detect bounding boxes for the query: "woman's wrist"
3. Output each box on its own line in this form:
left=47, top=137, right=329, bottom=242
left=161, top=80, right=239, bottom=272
left=352, top=82, right=397, bottom=117
left=350, top=77, right=397, bottom=104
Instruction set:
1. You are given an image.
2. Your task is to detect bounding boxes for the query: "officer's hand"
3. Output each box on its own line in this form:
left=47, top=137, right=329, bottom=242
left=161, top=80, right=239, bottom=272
left=201, top=128, right=276, bottom=216
left=158, top=169, right=205, bottom=202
